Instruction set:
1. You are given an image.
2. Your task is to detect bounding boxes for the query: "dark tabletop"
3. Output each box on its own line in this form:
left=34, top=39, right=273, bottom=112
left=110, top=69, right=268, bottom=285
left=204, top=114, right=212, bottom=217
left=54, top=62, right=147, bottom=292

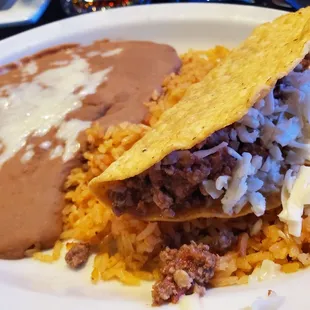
left=0, top=1, right=67, bottom=41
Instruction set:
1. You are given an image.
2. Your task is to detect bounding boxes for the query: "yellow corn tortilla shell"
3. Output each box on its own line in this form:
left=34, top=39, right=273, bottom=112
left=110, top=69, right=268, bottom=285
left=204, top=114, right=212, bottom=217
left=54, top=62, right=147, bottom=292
left=90, top=8, right=310, bottom=220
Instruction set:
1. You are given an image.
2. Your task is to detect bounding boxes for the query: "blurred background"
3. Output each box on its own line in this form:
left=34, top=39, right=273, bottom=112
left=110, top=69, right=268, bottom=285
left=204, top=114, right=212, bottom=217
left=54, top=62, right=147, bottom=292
left=0, top=0, right=306, bottom=40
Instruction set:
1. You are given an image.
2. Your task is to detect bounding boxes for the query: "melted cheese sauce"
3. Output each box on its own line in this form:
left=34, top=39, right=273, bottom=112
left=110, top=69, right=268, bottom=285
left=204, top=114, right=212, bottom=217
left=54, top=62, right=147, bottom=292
left=0, top=56, right=113, bottom=167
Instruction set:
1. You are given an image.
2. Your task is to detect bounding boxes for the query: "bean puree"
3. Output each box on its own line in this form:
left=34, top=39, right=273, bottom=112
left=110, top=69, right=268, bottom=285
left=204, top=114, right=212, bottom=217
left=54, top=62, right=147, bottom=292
left=0, top=40, right=180, bottom=258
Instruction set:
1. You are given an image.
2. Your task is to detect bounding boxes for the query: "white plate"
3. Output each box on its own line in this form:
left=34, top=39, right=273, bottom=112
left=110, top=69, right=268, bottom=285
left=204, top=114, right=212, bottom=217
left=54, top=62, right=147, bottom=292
left=0, top=0, right=50, bottom=28
left=0, top=4, right=307, bottom=310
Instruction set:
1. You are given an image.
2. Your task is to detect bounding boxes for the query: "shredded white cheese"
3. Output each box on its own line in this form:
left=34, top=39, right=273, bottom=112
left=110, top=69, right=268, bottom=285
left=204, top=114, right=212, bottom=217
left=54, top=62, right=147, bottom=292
left=193, top=142, right=228, bottom=159
left=217, top=64, right=310, bottom=228
left=201, top=180, right=223, bottom=199
left=222, top=152, right=252, bottom=214
left=279, top=165, right=310, bottom=237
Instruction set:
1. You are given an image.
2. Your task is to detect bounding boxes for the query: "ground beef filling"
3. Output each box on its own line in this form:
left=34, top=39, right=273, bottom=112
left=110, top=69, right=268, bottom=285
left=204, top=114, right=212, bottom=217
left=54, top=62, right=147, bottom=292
left=301, top=53, right=310, bottom=70
left=109, top=126, right=268, bottom=217
left=65, top=242, right=91, bottom=269
left=152, top=242, right=217, bottom=305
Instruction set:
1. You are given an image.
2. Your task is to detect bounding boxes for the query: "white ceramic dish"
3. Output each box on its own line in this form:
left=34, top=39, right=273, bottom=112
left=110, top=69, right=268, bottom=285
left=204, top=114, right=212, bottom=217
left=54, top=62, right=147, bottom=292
left=0, top=0, right=50, bottom=28
left=0, top=3, right=308, bottom=310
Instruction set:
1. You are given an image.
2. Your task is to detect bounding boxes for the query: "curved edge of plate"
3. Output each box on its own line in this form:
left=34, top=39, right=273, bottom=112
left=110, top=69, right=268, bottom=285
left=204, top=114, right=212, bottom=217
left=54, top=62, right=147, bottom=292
left=0, top=3, right=284, bottom=65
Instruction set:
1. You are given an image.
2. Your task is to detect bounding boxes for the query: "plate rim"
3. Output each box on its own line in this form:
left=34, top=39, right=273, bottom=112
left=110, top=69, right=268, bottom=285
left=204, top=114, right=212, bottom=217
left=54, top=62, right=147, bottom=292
left=0, top=3, right=286, bottom=65
left=1, top=3, right=286, bottom=39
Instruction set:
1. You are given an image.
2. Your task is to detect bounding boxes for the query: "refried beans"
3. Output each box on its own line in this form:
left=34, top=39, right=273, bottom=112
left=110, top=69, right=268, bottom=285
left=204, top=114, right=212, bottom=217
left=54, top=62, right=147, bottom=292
left=0, top=40, right=180, bottom=259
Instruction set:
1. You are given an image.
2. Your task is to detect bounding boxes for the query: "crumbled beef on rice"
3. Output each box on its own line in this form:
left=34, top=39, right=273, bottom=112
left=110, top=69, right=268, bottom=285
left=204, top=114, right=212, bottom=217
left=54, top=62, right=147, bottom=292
left=152, top=242, right=217, bottom=305
left=65, top=243, right=91, bottom=269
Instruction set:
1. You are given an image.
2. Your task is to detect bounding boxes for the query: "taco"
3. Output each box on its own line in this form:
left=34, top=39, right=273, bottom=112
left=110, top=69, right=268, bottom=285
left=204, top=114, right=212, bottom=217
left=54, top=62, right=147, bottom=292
left=90, top=7, right=310, bottom=237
